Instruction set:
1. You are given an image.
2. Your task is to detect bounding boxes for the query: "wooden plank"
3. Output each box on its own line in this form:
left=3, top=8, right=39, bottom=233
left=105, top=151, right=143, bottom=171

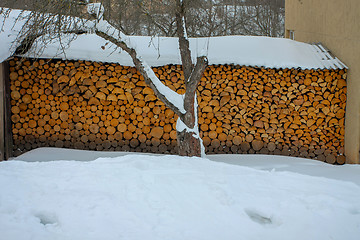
left=3, top=61, right=12, bottom=159
left=0, top=62, right=12, bottom=160
left=0, top=63, right=5, bottom=160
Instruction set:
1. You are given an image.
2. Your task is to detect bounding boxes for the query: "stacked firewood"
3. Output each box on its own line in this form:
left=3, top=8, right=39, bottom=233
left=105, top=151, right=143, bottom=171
left=197, top=65, right=346, bottom=164
left=9, top=58, right=347, bottom=164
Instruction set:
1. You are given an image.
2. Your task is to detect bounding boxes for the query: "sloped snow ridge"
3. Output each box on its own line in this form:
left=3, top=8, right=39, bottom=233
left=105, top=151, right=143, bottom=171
left=0, top=9, right=346, bottom=70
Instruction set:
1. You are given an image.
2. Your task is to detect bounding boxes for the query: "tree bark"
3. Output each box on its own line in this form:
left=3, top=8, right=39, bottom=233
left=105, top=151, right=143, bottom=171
left=173, top=0, right=207, bottom=157
left=175, top=0, right=193, bottom=81
left=177, top=129, right=202, bottom=157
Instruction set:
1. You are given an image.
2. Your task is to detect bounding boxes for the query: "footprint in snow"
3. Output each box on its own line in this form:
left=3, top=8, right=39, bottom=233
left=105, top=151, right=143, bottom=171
left=244, top=208, right=280, bottom=227
left=34, top=212, right=59, bottom=226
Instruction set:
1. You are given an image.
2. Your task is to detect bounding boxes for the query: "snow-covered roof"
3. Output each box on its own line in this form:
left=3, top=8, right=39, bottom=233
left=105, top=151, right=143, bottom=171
left=0, top=9, right=347, bottom=70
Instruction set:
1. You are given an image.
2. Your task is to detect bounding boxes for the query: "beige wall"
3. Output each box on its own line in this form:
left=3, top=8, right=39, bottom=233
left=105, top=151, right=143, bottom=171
left=285, top=0, right=360, bottom=164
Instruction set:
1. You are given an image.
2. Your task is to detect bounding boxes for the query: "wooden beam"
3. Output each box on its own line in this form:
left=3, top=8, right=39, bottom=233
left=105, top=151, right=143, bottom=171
left=0, top=62, right=12, bottom=160
left=0, top=62, right=5, bottom=160
left=3, top=61, right=12, bottom=159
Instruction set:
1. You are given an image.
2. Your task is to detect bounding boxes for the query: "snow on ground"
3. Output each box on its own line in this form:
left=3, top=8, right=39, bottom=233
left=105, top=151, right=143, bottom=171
left=1, top=148, right=360, bottom=240
left=15, top=147, right=360, bottom=186
left=210, top=154, right=360, bottom=186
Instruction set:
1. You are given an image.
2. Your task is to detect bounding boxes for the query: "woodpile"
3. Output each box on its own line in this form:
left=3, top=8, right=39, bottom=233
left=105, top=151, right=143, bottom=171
left=197, top=65, right=347, bottom=164
left=8, top=58, right=347, bottom=164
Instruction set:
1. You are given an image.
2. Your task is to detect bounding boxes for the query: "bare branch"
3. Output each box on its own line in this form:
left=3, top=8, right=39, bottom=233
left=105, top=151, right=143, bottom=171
left=137, top=2, right=170, bottom=36
left=14, top=29, right=87, bottom=55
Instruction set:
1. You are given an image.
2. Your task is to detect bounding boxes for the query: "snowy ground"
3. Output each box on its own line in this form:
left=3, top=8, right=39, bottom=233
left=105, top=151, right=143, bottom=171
left=1, top=148, right=360, bottom=240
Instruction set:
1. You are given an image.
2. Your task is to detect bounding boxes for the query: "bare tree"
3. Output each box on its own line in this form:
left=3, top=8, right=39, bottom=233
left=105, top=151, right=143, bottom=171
left=1, top=0, right=208, bottom=157
left=187, top=0, right=284, bottom=37
left=1, top=0, right=284, bottom=37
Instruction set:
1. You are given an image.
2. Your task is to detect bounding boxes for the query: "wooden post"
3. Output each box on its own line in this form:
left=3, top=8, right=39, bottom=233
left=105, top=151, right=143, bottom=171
left=4, top=61, right=12, bottom=159
left=0, top=62, right=5, bottom=160
left=0, top=62, right=12, bottom=160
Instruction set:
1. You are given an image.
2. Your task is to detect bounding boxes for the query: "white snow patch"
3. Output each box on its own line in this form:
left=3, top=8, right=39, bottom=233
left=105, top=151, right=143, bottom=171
left=182, top=16, right=188, bottom=40
left=208, top=154, right=360, bottom=186
left=0, top=9, right=25, bottom=62
left=1, top=148, right=359, bottom=240
left=0, top=9, right=346, bottom=70
left=25, top=35, right=346, bottom=70
left=87, top=3, right=104, bottom=19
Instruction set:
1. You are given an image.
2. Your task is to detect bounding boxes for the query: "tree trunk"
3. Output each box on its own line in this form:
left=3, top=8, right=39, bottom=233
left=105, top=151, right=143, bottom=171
left=177, top=129, right=202, bottom=157
left=176, top=98, right=203, bottom=157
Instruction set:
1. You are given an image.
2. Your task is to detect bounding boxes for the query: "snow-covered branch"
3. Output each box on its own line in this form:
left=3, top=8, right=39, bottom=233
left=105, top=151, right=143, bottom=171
left=89, top=17, right=186, bottom=117
left=87, top=2, right=206, bottom=156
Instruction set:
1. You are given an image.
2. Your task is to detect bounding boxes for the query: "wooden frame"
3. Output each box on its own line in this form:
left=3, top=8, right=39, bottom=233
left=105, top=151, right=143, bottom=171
left=0, top=62, right=12, bottom=160
left=0, top=63, right=4, bottom=160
